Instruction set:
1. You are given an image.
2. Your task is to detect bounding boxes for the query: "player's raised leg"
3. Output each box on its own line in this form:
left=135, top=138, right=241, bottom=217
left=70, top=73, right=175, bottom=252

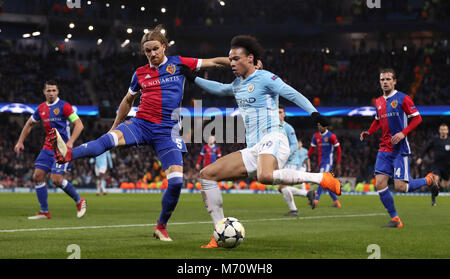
left=49, top=128, right=123, bottom=163
left=199, top=151, right=249, bottom=248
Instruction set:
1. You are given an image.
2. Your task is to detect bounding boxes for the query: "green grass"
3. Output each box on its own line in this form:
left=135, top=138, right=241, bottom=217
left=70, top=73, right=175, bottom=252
left=0, top=193, right=449, bottom=259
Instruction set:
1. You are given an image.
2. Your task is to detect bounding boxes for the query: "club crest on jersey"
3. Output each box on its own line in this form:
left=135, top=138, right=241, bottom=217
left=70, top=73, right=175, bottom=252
left=391, top=100, right=398, bottom=109
left=166, top=63, right=176, bottom=75
left=248, top=83, right=255, bottom=93
left=324, top=137, right=329, bottom=142
left=53, top=108, right=60, bottom=115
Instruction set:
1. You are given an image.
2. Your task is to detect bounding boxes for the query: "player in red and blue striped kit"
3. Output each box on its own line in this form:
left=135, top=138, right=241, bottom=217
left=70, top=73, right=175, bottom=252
left=308, top=123, right=342, bottom=208
left=196, top=136, right=222, bottom=170
left=49, top=25, right=230, bottom=240
left=360, top=68, right=439, bottom=228
left=14, top=80, right=86, bottom=219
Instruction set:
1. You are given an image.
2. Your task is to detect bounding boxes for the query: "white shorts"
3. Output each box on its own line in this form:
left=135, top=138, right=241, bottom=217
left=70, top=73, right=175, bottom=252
left=299, top=166, right=306, bottom=172
left=239, top=132, right=290, bottom=177
left=95, top=166, right=107, bottom=176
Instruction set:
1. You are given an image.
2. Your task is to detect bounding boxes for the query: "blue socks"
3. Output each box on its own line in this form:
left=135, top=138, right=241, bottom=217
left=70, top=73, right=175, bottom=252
left=35, top=182, right=48, bottom=212
left=378, top=187, right=397, bottom=218
left=60, top=179, right=81, bottom=203
left=407, top=178, right=428, bottom=192
left=158, top=175, right=184, bottom=225
left=72, top=133, right=116, bottom=160
left=315, top=185, right=339, bottom=202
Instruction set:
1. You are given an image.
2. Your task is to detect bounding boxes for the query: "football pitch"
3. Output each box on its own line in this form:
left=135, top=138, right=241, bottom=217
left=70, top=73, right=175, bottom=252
left=1, top=192, right=449, bottom=259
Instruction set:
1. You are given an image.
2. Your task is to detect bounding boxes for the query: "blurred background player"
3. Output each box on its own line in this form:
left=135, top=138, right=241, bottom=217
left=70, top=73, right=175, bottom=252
left=360, top=68, right=439, bottom=228
left=90, top=150, right=113, bottom=196
left=308, top=123, right=342, bottom=209
left=49, top=25, right=230, bottom=241
left=196, top=136, right=222, bottom=170
left=277, top=105, right=315, bottom=216
left=179, top=35, right=341, bottom=248
left=14, top=80, right=86, bottom=219
left=416, top=123, right=450, bottom=206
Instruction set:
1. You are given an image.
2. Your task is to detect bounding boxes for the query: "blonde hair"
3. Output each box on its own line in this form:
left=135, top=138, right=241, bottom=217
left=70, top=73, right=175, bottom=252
left=141, top=25, right=168, bottom=52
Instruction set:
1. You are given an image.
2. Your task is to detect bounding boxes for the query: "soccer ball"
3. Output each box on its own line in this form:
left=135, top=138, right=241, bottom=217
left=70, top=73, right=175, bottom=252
left=213, top=217, right=245, bottom=248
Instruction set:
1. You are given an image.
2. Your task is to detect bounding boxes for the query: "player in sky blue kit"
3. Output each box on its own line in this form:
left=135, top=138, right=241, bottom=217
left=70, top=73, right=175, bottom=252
left=308, top=123, right=342, bottom=209
left=277, top=105, right=315, bottom=216
left=179, top=35, right=341, bottom=248
left=14, top=80, right=86, bottom=219
left=360, top=68, right=439, bottom=228
left=90, top=150, right=113, bottom=196
left=49, top=25, right=230, bottom=241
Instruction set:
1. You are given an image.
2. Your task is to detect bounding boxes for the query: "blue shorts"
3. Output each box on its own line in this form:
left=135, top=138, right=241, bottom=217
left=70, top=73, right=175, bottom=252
left=374, top=151, right=410, bottom=182
left=319, top=162, right=332, bottom=173
left=115, top=117, right=187, bottom=170
left=35, top=149, right=71, bottom=175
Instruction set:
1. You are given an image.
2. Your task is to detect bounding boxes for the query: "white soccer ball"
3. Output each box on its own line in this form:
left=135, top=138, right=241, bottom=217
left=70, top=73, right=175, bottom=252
left=213, top=217, right=245, bottom=248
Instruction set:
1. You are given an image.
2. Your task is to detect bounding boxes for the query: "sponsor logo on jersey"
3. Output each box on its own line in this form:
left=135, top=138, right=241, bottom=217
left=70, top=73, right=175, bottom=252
left=166, top=63, right=176, bottom=75
left=53, top=108, right=60, bottom=115
left=247, top=83, right=255, bottom=93
left=391, top=100, right=398, bottom=109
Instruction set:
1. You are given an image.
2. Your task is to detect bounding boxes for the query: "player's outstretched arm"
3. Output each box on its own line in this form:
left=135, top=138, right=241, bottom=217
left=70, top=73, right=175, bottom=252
left=200, top=57, right=231, bottom=69
left=178, top=64, right=233, bottom=96
left=14, top=117, right=36, bottom=154
left=67, top=118, right=84, bottom=148
left=110, top=92, right=138, bottom=131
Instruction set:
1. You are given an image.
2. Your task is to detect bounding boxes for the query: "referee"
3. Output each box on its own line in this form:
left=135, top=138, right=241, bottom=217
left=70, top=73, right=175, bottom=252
left=416, top=123, right=450, bottom=206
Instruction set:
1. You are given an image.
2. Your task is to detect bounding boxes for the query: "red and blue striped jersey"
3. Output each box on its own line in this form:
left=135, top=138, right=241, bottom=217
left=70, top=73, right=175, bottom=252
left=308, top=130, right=340, bottom=167
left=374, top=91, right=419, bottom=154
left=128, top=56, right=201, bottom=127
left=197, top=144, right=221, bottom=167
left=31, top=98, right=74, bottom=151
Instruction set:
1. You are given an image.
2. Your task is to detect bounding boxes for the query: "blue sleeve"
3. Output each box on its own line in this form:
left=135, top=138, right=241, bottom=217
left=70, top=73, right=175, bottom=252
left=32, top=109, right=40, bottom=122
left=128, top=72, right=142, bottom=94
left=194, top=77, right=234, bottom=96
left=266, top=74, right=317, bottom=115
left=284, top=123, right=298, bottom=155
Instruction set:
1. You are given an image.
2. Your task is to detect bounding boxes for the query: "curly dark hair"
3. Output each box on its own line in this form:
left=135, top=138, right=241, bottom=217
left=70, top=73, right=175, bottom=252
left=230, top=35, right=264, bottom=66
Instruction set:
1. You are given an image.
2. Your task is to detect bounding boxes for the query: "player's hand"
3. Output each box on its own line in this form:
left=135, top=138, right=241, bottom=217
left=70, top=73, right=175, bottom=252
left=66, top=141, right=74, bottom=148
left=256, top=60, right=263, bottom=70
left=177, top=64, right=197, bottom=82
left=335, top=163, right=342, bottom=176
left=14, top=142, right=24, bottom=154
left=391, top=132, right=405, bottom=145
left=416, top=158, right=423, bottom=165
left=360, top=131, right=370, bottom=141
left=311, top=112, right=330, bottom=127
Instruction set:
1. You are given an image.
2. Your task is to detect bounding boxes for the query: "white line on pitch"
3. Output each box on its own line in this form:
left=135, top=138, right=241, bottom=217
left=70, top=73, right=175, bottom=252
left=0, top=213, right=385, bottom=233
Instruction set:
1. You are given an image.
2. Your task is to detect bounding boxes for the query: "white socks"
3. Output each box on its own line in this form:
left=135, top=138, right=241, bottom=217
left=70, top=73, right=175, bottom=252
left=273, top=169, right=323, bottom=185
left=200, top=179, right=224, bottom=225
left=287, top=186, right=308, bottom=197
left=281, top=187, right=297, bottom=211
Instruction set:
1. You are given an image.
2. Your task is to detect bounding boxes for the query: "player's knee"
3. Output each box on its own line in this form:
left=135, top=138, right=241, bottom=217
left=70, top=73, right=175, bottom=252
left=33, top=172, right=45, bottom=183
left=50, top=175, right=63, bottom=186
left=278, top=185, right=285, bottom=193
left=394, top=182, right=407, bottom=193
left=199, top=167, right=216, bottom=181
left=257, top=173, right=273, bottom=185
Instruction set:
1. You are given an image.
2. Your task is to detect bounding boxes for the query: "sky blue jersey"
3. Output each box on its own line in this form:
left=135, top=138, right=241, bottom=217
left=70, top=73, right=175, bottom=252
left=194, top=69, right=317, bottom=147
left=93, top=150, right=113, bottom=169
